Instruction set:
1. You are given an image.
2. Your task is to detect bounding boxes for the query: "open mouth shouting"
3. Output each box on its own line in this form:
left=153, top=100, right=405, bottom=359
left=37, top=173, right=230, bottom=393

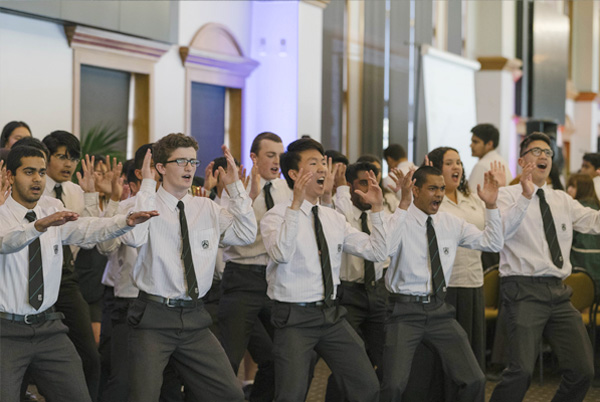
left=536, top=162, right=548, bottom=171
left=451, top=172, right=460, bottom=183
left=182, top=174, right=192, bottom=183
left=30, top=185, right=42, bottom=195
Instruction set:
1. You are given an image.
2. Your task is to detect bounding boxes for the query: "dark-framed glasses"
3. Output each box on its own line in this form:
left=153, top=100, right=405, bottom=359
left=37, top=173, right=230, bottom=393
left=521, top=147, right=553, bottom=158
left=164, top=158, right=201, bottom=167
left=53, top=153, right=80, bottom=164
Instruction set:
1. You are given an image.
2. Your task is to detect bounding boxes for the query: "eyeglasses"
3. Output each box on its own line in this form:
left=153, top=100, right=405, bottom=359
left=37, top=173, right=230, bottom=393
left=164, top=158, right=201, bottom=167
left=53, top=153, right=80, bottom=164
left=521, top=147, right=554, bottom=158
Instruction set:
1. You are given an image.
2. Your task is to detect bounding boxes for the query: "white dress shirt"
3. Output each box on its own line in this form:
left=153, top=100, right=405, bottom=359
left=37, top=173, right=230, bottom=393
left=385, top=203, right=503, bottom=296
left=335, top=186, right=388, bottom=282
left=468, top=150, right=513, bottom=194
left=594, top=176, right=600, bottom=201
left=97, top=196, right=141, bottom=298
left=223, top=177, right=292, bottom=266
left=123, top=179, right=257, bottom=300
left=439, top=192, right=486, bottom=288
left=261, top=200, right=395, bottom=303
left=498, top=183, right=600, bottom=279
left=0, top=195, right=133, bottom=315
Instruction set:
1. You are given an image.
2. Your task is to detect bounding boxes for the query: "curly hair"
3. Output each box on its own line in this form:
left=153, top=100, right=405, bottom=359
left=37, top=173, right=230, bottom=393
left=152, top=133, right=198, bottom=165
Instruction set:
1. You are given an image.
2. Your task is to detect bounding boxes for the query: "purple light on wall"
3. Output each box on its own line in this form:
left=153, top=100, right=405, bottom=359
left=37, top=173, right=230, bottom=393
left=243, top=1, right=299, bottom=170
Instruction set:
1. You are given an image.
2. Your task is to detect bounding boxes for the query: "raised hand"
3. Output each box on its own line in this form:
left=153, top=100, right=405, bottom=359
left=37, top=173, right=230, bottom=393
left=248, top=164, right=261, bottom=201
left=126, top=210, right=159, bottom=226
left=321, top=157, right=339, bottom=205
left=239, top=165, right=250, bottom=189
left=520, top=162, right=535, bottom=199
left=423, top=155, right=433, bottom=167
left=109, top=157, right=124, bottom=202
left=203, top=161, right=217, bottom=192
left=34, top=211, right=79, bottom=232
left=354, top=170, right=383, bottom=212
left=76, top=154, right=96, bottom=193
left=219, top=145, right=239, bottom=186
left=398, top=168, right=416, bottom=210
left=141, top=149, right=154, bottom=180
left=291, top=168, right=313, bottom=210
left=0, top=160, right=10, bottom=206
left=334, top=163, right=347, bottom=188
left=477, top=171, right=499, bottom=209
left=489, top=161, right=507, bottom=188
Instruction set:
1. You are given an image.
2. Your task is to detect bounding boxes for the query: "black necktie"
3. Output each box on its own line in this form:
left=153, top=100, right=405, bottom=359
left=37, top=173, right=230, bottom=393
left=25, top=211, right=44, bottom=310
left=537, top=189, right=563, bottom=268
left=178, top=201, right=198, bottom=299
left=360, top=212, right=376, bottom=291
left=264, top=182, right=274, bottom=211
left=54, top=183, right=74, bottom=271
left=313, top=206, right=334, bottom=306
left=426, top=216, right=446, bottom=295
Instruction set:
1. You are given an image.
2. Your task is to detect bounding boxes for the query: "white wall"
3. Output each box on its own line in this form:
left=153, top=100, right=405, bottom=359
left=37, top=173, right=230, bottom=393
left=178, top=0, right=253, bottom=55
left=0, top=13, right=73, bottom=138
left=152, top=46, right=185, bottom=141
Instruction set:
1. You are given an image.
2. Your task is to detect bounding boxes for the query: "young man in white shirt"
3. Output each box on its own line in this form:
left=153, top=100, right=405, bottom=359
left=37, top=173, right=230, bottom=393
left=124, top=133, right=257, bottom=402
left=383, top=143, right=415, bottom=201
left=42, top=130, right=104, bottom=401
left=490, top=133, right=599, bottom=402
left=381, top=164, right=517, bottom=402
left=468, top=124, right=513, bottom=193
left=0, top=146, right=156, bottom=402
left=218, top=132, right=291, bottom=402
left=325, top=161, right=393, bottom=401
left=261, top=138, right=399, bottom=402
left=580, top=152, right=600, bottom=200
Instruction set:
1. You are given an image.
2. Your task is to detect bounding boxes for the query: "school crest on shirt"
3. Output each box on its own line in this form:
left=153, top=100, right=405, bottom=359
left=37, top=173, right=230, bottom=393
left=561, top=223, right=567, bottom=232
left=53, top=245, right=59, bottom=255
left=443, top=247, right=449, bottom=255
left=337, top=244, right=342, bottom=253
left=202, top=240, right=209, bottom=249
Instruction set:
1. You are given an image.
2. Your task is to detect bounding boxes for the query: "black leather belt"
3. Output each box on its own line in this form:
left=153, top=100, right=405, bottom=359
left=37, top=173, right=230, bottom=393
left=501, top=276, right=562, bottom=285
left=341, top=281, right=366, bottom=289
left=0, top=308, right=64, bottom=325
left=389, top=293, right=437, bottom=304
left=225, top=262, right=267, bottom=275
left=277, top=301, right=329, bottom=308
left=139, top=292, right=201, bottom=308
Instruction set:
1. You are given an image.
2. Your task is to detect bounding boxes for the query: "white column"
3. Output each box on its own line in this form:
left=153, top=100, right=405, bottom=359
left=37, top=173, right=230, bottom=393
left=571, top=93, right=598, bottom=173
left=298, top=1, right=325, bottom=141
left=571, top=0, right=599, bottom=93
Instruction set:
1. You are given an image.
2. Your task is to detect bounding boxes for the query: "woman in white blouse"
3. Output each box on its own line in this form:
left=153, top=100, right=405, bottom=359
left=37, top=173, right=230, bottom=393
left=426, top=146, right=505, bottom=371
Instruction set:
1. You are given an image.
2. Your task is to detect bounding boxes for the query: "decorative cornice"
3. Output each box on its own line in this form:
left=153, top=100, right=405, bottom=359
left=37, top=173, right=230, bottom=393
left=179, top=47, right=259, bottom=77
left=477, top=56, right=522, bottom=72
left=302, top=0, right=330, bottom=9
left=575, top=91, right=598, bottom=102
left=64, top=25, right=171, bottom=61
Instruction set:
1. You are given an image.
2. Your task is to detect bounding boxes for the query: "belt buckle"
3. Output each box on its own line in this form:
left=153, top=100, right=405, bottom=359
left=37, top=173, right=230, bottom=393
left=422, top=295, right=431, bottom=304
left=165, top=298, right=177, bottom=308
left=24, top=314, right=35, bottom=324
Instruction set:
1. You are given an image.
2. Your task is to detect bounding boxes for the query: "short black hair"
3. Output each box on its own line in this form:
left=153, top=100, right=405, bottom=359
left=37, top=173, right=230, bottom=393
left=383, top=144, right=407, bottom=161
left=121, top=159, right=134, bottom=181
left=43, top=130, right=81, bottom=160
left=346, top=162, right=379, bottom=184
left=250, top=132, right=283, bottom=155
left=324, top=150, right=349, bottom=166
left=281, top=138, right=324, bottom=189
left=12, top=137, right=49, bottom=159
left=126, top=164, right=139, bottom=185
left=212, top=156, right=240, bottom=174
left=134, top=143, right=154, bottom=170
left=471, top=124, right=499, bottom=148
left=357, top=154, right=382, bottom=166
left=519, top=132, right=552, bottom=157
left=583, top=153, right=600, bottom=170
left=413, top=166, right=443, bottom=188
left=6, top=146, right=45, bottom=175
left=1, top=121, right=31, bottom=148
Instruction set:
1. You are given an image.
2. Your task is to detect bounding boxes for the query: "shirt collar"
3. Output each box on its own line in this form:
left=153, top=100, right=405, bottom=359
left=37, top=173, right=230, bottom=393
left=535, top=182, right=549, bottom=197
left=45, top=175, right=57, bottom=193
left=5, top=195, right=40, bottom=222
left=299, top=199, right=318, bottom=216
left=408, top=202, right=432, bottom=227
left=157, top=185, right=191, bottom=211
left=353, top=205, right=368, bottom=221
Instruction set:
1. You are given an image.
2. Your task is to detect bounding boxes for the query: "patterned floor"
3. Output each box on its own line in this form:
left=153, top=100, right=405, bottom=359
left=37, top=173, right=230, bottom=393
left=28, top=359, right=600, bottom=401
left=305, top=359, right=600, bottom=402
